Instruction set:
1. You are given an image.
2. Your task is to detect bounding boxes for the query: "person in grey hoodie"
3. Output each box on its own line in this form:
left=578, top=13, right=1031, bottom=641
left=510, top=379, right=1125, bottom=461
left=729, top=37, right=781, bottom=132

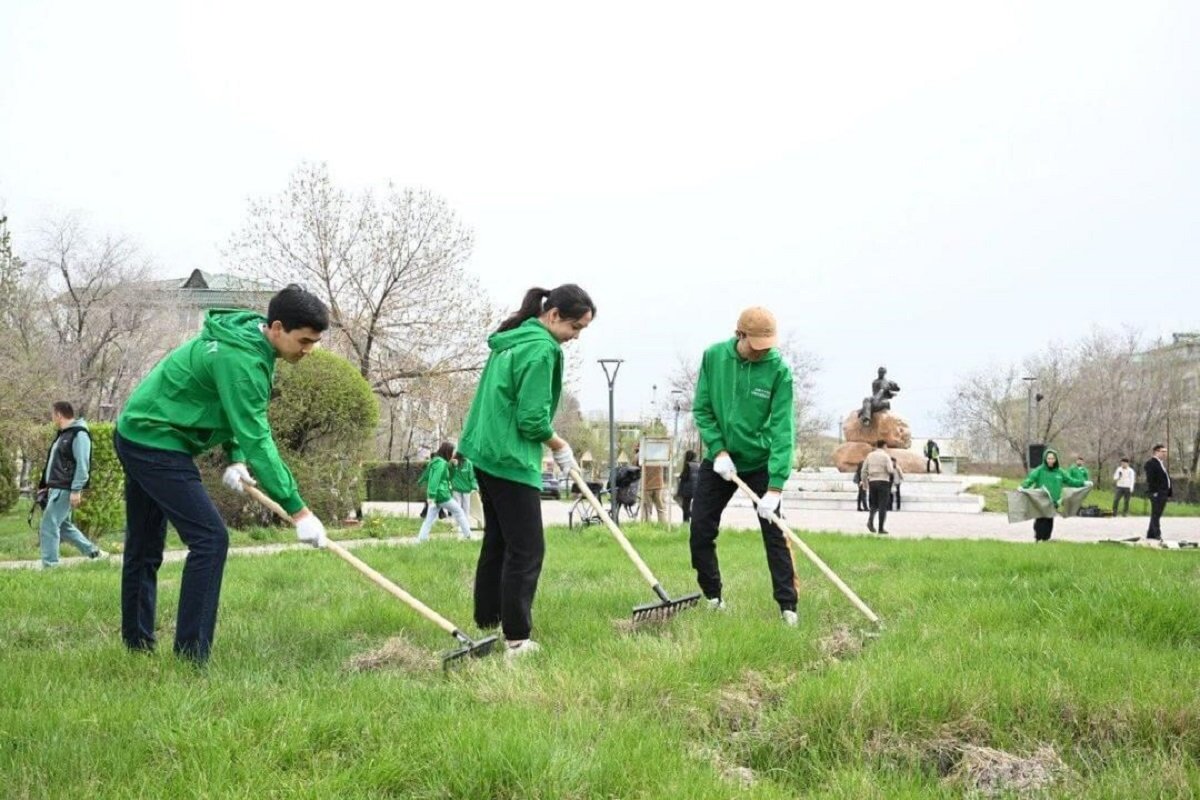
left=38, top=401, right=104, bottom=567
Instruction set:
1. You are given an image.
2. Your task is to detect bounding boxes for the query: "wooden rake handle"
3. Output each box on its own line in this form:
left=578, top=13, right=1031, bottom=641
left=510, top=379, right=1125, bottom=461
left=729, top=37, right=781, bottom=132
left=568, top=467, right=662, bottom=590
left=241, top=482, right=459, bottom=637
left=731, top=475, right=881, bottom=625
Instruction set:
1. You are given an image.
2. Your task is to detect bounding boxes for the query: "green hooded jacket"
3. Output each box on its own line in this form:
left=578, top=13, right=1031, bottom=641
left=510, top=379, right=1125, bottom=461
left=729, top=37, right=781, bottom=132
left=1066, top=464, right=1090, bottom=483
left=1021, top=447, right=1087, bottom=505
left=417, top=456, right=453, bottom=504
left=450, top=458, right=477, bottom=492
left=458, top=318, right=562, bottom=490
left=117, top=309, right=304, bottom=514
left=693, top=338, right=795, bottom=490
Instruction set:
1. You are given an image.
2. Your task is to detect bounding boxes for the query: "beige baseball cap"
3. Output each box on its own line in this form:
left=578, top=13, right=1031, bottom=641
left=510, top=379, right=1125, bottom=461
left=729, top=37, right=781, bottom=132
left=736, top=306, right=778, bottom=349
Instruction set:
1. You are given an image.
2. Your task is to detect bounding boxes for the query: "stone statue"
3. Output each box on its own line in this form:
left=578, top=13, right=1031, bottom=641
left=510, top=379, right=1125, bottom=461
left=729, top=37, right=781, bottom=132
left=859, top=366, right=900, bottom=426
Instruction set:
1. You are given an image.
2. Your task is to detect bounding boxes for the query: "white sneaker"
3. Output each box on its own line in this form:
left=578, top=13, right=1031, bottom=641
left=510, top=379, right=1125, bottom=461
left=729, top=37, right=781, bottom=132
left=89, top=549, right=108, bottom=560
left=707, top=597, right=726, bottom=612
left=781, top=609, right=799, bottom=627
left=504, top=640, right=541, bottom=659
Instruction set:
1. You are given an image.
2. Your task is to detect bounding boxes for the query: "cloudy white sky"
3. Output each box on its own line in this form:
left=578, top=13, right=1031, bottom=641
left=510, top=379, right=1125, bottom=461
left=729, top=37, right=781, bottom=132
left=2, top=1, right=1196, bottom=436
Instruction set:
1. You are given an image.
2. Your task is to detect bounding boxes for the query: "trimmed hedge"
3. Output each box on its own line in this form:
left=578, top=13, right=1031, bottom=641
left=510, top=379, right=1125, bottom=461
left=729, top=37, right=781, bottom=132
left=363, top=460, right=432, bottom=502
left=72, top=423, right=124, bottom=540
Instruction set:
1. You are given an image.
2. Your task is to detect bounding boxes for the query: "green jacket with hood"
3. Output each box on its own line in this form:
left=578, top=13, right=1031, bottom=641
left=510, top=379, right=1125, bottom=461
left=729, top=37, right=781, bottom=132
left=458, top=318, right=562, bottom=491
left=1021, top=447, right=1086, bottom=505
left=117, top=309, right=304, bottom=514
left=693, top=338, right=795, bottom=490
left=1066, top=464, right=1090, bottom=484
left=450, top=458, right=477, bottom=493
left=417, top=456, right=453, bottom=504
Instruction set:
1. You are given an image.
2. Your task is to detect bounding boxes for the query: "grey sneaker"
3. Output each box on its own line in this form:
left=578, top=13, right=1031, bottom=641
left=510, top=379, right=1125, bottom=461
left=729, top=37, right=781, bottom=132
left=89, top=549, right=108, bottom=560
left=781, top=609, right=799, bottom=626
left=504, top=640, right=541, bottom=659
left=707, top=597, right=727, bottom=612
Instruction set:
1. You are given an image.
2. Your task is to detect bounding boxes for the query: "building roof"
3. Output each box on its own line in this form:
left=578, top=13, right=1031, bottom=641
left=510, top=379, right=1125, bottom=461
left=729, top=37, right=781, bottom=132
left=145, top=268, right=277, bottom=310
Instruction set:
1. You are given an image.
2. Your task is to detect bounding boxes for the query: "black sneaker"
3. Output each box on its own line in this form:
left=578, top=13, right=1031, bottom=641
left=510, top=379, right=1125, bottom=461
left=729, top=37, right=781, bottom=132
left=867, top=521, right=876, bottom=533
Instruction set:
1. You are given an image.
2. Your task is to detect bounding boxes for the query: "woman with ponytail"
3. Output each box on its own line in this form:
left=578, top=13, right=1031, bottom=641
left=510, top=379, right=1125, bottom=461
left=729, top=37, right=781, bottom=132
left=457, top=284, right=596, bottom=658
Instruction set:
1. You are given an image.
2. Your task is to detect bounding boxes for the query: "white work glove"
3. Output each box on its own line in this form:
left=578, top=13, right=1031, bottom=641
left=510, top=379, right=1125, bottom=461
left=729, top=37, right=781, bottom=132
left=222, top=463, right=255, bottom=493
left=1084, top=481, right=1094, bottom=488
left=757, top=491, right=781, bottom=520
left=295, top=513, right=327, bottom=548
left=552, top=443, right=578, bottom=478
left=713, top=453, right=737, bottom=481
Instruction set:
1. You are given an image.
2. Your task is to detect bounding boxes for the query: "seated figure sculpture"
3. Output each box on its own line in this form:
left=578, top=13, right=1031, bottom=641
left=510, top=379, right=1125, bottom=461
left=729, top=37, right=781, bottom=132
left=859, top=366, right=900, bottom=426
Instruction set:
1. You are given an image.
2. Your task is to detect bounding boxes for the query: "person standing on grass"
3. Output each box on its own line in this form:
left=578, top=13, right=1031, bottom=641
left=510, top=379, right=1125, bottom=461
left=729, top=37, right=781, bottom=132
left=861, top=441, right=894, bottom=534
left=36, top=401, right=105, bottom=567
left=1067, top=455, right=1090, bottom=485
left=115, top=285, right=330, bottom=663
left=450, top=452, right=479, bottom=526
left=416, top=442, right=472, bottom=542
left=1144, top=444, right=1171, bottom=540
left=1112, top=457, right=1136, bottom=517
left=458, top=284, right=595, bottom=658
left=677, top=449, right=701, bottom=523
left=689, top=306, right=800, bottom=627
left=1018, top=447, right=1089, bottom=541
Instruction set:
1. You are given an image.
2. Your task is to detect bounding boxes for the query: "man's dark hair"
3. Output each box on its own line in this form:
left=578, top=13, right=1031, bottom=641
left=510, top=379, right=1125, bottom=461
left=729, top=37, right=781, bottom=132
left=1153, top=444, right=1166, bottom=452
left=1120, top=457, right=1129, bottom=463
left=52, top=401, right=75, bottom=418
left=875, top=439, right=886, bottom=448
left=267, top=284, right=329, bottom=332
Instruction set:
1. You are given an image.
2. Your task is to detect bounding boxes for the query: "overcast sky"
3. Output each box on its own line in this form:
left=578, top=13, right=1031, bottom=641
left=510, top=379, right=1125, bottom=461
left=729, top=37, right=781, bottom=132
left=2, top=1, right=1196, bottom=437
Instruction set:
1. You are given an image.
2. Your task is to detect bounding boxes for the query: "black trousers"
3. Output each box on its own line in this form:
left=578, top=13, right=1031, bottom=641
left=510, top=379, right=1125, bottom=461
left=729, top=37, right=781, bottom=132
left=680, top=495, right=693, bottom=523
left=474, top=469, right=545, bottom=641
left=1147, top=493, right=1168, bottom=539
left=856, top=485, right=868, bottom=511
left=867, top=481, right=891, bottom=530
left=1112, top=487, right=1132, bottom=516
left=689, top=461, right=798, bottom=611
left=927, top=458, right=940, bottom=474
left=115, top=432, right=229, bottom=662
left=1033, top=517, right=1054, bottom=541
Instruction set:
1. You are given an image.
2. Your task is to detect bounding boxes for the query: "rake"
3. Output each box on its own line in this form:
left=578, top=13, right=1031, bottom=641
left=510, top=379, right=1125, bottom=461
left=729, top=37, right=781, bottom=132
left=730, top=475, right=881, bottom=625
left=242, top=483, right=498, bottom=668
left=568, top=467, right=701, bottom=623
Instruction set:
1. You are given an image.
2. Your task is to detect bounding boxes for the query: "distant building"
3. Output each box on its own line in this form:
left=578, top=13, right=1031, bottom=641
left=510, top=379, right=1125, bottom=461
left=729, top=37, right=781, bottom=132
left=146, top=269, right=278, bottom=330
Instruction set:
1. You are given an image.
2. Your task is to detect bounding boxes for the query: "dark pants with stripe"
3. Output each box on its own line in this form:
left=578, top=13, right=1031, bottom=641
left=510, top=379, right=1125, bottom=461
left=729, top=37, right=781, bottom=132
left=688, top=461, right=798, bottom=611
left=474, top=469, right=545, bottom=641
left=867, top=481, right=891, bottom=530
left=115, top=433, right=230, bottom=662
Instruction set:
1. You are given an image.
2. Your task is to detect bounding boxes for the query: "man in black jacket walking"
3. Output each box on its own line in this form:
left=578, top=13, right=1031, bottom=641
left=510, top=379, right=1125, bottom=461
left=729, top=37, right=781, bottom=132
left=1143, top=444, right=1172, bottom=541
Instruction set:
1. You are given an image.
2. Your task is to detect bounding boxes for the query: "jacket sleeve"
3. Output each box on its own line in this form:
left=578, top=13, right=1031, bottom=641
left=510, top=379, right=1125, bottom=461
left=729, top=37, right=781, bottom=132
left=515, top=347, right=557, bottom=443
left=213, top=357, right=304, bottom=515
left=1062, top=471, right=1087, bottom=488
left=71, top=432, right=92, bottom=491
left=692, top=351, right=727, bottom=459
left=1021, top=467, right=1039, bottom=489
left=766, top=368, right=795, bottom=490
left=426, top=460, right=447, bottom=498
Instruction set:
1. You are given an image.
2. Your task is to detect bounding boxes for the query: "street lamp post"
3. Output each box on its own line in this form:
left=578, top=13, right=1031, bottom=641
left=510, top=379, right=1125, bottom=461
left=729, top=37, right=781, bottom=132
left=1022, top=376, right=1037, bottom=468
left=598, top=359, right=624, bottom=518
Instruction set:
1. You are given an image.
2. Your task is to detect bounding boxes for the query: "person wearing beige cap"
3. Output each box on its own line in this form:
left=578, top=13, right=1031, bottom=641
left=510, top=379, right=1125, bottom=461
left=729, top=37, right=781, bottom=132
left=689, top=306, right=800, bottom=626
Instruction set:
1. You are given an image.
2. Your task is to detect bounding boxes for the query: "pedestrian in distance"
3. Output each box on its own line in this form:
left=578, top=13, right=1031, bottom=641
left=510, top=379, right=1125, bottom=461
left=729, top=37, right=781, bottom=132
left=1143, top=444, right=1172, bottom=540
left=861, top=440, right=894, bottom=534
left=924, top=439, right=941, bottom=474
left=1111, top=457, right=1135, bottom=517
left=416, top=442, right=473, bottom=542
left=853, top=461, right=868, bottom=512
left=450, top=452, right=479, bottom=526
left=36, top=401, right=105, bottom=567
left=889, top=456, right=903, bottom=511
left=676, top=449, right=701, bottom=523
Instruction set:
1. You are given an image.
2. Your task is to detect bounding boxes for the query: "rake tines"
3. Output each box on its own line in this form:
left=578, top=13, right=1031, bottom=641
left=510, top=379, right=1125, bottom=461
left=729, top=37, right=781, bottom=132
left=441, top=632, right=500, bottom=670
left=631, top=585, right=702, bottom=625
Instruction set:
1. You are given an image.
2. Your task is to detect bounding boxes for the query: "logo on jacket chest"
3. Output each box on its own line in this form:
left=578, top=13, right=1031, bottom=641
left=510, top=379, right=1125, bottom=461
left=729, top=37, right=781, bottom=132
left=750, top=386, right=771, bottom=400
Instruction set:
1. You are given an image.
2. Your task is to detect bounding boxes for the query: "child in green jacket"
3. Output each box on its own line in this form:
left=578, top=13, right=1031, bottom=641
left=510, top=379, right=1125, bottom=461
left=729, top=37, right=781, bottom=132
left=417, top=442, right=472, bottom=541
left=458, top=284, right=595, bottom=658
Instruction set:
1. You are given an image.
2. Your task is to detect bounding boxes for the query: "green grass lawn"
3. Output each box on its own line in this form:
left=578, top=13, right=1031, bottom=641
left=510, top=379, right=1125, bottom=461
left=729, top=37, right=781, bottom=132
left=2, top=524, right=1198, bottom=798
left=968, top=478, right=1200, bottom=517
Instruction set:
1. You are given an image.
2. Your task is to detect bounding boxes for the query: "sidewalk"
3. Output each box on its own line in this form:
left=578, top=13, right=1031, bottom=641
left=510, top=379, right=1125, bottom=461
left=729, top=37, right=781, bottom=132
left=4, top=502, right=1192, bottom=570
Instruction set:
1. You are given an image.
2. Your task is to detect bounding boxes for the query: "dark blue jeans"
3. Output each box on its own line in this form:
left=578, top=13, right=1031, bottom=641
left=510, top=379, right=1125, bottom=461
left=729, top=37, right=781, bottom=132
left=115, top=432, right=229, bottom=662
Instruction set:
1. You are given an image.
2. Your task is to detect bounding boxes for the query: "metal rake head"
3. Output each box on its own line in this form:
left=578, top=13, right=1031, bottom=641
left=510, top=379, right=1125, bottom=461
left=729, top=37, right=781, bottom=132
left=441, top=634, right=500, bottom=670
left=631, top=592, right=702, bottom=625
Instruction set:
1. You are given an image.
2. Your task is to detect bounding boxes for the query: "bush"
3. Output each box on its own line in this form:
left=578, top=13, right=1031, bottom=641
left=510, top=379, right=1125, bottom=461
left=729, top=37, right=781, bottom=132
left=71, top=423, right=123, bottom=541
left=201, top=350, right=379, bottom=527
left=362, top=460, right=431, bottom=502
left=0, top=438, right=18, bottom=514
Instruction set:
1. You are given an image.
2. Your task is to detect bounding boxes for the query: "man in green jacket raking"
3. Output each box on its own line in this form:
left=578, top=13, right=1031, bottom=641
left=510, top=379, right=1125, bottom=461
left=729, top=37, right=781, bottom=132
left=115, top=284, right=330, bottom=663
left=690, top=306, right=800, bottom=626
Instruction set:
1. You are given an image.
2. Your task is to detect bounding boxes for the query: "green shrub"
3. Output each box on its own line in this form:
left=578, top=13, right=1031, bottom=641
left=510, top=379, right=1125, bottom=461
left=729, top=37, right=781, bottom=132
left=72, top=423, right=123, bottom=540
left=200, top=350, right=379, bottom=527
left=362, top=460, right=431, bottom=502
left=0, top=438, right=18, bottom=514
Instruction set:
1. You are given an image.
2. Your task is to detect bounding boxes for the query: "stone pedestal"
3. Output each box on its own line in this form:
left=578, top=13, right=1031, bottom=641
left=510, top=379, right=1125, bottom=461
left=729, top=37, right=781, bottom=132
left=835, top=409, right=921, bottom=473
left=833, top=442, right=925, bottom=474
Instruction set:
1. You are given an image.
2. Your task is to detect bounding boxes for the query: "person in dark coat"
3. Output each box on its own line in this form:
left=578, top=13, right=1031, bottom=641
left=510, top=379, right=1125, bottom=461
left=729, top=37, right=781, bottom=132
left=1143, top=444, right=1172, bottom=540
left=677, top=450, right=701, bottom=523
left=853, top=462, right=868, bottom=512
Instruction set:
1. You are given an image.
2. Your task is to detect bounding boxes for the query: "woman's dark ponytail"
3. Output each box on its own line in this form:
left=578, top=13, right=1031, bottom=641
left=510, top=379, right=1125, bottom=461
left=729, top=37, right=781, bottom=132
left=497, top=284, right=595, bottom=333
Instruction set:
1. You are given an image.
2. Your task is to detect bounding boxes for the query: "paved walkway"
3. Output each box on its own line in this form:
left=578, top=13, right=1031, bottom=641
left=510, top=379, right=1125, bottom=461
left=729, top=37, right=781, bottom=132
left=5, top=502, right=1193, bottom=570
